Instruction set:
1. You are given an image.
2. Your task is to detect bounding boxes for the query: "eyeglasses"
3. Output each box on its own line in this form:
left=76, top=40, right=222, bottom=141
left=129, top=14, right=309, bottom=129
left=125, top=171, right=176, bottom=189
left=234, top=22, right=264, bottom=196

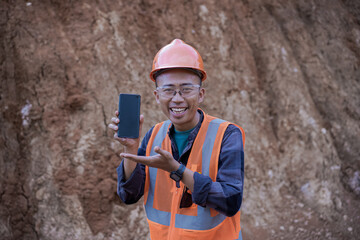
left=156, top=84, right=201, bottom=98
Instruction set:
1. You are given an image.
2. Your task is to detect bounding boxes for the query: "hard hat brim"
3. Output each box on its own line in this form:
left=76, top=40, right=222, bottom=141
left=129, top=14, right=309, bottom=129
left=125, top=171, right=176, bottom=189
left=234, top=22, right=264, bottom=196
left=150, top=67, right=207, bottom=82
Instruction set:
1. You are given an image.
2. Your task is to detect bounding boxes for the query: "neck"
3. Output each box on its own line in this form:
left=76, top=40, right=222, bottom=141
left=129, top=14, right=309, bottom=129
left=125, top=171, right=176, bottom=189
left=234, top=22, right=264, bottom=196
left=174, top=111, right=200, bottom=132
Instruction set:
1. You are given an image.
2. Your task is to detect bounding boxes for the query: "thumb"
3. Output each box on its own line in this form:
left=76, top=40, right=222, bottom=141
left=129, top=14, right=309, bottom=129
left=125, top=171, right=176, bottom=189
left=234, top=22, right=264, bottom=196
left=139, top=114, right=144, bottom=133
left=154, top=146, right=170, bottom=157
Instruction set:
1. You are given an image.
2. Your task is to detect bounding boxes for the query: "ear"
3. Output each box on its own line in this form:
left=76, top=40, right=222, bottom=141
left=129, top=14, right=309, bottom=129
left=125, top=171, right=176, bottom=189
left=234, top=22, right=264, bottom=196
left=198, top=88, right=205, bottom=103
left=154, top=90, right=160, bottom=104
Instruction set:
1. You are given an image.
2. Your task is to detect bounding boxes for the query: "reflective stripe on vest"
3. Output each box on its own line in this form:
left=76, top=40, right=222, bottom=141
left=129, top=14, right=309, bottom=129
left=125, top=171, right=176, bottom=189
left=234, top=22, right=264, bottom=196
left=145, top=120, right=172, bottom=226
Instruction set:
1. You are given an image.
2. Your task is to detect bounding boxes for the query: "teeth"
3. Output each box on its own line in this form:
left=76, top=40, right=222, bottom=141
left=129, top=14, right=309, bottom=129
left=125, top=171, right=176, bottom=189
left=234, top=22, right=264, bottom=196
left=171, top=108, right=186, bottom=113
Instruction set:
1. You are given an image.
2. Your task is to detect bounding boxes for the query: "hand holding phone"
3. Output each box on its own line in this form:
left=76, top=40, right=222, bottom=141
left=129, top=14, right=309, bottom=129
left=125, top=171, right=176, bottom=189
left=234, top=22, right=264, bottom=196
left=117, top=94, right=141, bottom=138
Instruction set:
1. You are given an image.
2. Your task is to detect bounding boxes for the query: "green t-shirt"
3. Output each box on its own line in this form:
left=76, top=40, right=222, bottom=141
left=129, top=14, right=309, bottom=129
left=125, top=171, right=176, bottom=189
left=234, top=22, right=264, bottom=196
left=173, top=127, right=194, bottom=156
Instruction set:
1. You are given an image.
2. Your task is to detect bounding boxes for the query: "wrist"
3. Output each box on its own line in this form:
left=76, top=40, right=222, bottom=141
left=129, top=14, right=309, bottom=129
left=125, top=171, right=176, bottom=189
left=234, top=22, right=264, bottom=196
left=124, top=146, right=138, bottom=155
left=169, top=161, right=181, bottom=172
left=170, top=163, right=186, bottom=188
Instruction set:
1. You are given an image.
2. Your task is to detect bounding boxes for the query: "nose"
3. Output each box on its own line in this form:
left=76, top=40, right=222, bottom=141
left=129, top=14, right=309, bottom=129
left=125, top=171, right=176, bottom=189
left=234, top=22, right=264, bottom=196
left=171, top=90, right=184, bottom=102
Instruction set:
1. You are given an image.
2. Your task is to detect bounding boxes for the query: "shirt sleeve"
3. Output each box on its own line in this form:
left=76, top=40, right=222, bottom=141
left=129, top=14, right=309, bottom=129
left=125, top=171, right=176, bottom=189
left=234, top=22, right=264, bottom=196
left=192, top=124, right=244, bottom=217
left=116, top=127, right=154, bottom=204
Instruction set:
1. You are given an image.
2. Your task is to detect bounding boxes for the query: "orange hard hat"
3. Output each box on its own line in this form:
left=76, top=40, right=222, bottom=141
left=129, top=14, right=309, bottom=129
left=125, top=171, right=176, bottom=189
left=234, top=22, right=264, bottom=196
left=150, top=39, right=207, bottom=82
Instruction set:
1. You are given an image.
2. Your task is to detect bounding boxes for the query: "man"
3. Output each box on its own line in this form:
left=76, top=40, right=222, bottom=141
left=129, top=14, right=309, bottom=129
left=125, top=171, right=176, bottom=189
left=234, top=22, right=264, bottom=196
left=108, top=39, right=245, bottom=239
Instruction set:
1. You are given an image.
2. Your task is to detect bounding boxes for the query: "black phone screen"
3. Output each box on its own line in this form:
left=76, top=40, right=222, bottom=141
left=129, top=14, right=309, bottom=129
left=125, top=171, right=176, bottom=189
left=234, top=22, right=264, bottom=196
left=117, top=93, right=141, bottom=138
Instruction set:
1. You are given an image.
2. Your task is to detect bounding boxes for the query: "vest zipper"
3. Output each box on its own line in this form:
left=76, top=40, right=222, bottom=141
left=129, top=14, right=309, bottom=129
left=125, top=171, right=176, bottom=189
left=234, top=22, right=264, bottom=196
left=168, top=182, right=183, bottom=240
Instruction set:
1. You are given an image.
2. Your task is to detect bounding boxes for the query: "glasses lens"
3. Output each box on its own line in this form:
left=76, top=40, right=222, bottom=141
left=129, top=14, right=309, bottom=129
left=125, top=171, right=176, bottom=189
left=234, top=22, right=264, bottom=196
left=157, top=85, right=200, bottom=98
left=180, top=86, right=198, bottom=97
left=159, top=87, right=175, bottom=97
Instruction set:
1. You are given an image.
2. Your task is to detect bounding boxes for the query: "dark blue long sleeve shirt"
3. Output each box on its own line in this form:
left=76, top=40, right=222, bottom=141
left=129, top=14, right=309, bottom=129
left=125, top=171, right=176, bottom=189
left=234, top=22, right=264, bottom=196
left=117, top=111, right=244, bottom=217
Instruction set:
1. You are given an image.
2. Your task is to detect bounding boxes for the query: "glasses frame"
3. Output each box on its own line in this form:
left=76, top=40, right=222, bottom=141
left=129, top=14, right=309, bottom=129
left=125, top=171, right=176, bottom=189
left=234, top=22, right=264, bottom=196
left=156, top=84, right=201, bottom=98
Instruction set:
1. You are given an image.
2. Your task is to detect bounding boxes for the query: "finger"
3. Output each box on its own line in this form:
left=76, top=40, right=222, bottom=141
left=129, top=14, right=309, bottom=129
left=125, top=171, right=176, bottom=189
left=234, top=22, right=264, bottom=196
left=139, top=114, right=144, bottom=134
left=113, top=132, right=119, bottom=139
left=113, top=132, right=122, bottom=140
left=108, top=123, right=118, bottom=131
left=111, top=117, right=119, bottom=124
left=154, top=146, right=171, bottom=158
left=114, top=133, right=129, bottom=144
left=120, top=153, right=153, bottom=165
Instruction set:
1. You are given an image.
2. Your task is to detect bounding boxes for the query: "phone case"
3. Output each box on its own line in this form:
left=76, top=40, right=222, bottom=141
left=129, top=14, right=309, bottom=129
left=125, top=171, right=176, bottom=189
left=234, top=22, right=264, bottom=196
left=117, top=93, right=141, bottom=138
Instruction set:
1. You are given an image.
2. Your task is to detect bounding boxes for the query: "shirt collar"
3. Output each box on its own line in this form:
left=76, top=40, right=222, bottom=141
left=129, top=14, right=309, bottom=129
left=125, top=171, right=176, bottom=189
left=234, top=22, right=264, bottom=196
left=168, top=109, right=204, bottom=137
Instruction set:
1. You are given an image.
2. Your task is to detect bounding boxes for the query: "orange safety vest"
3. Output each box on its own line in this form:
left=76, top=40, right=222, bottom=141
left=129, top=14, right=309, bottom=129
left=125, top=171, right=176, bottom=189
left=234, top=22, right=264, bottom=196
left=144, top=112, right=245, bottom=240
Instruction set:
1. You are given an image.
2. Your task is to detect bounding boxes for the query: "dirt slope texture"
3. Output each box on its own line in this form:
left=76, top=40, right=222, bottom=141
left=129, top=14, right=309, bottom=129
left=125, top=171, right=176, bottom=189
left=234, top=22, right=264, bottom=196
left=1, top=0, right=359, bottom=239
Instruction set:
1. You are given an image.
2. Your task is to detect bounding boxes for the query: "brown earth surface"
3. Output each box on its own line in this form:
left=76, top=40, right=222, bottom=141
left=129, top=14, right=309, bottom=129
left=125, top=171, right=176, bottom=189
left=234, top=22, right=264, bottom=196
left=1, top=0, right=359, bottom=239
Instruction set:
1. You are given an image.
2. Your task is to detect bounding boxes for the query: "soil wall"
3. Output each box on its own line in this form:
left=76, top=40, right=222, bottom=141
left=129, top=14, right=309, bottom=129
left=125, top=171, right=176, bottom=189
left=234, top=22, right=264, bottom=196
left=1, top=0, right=359, bottom=239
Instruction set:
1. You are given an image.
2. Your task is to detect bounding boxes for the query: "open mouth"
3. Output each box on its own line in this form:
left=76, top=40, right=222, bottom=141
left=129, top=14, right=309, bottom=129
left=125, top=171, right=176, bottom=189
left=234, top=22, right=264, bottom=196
left=170, top=107, right=187, bottom=115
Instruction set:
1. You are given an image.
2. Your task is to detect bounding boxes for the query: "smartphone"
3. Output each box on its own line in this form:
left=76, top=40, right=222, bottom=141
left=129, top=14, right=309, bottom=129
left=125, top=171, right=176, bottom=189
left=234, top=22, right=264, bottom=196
left=117, top=93, right=141, bottom=138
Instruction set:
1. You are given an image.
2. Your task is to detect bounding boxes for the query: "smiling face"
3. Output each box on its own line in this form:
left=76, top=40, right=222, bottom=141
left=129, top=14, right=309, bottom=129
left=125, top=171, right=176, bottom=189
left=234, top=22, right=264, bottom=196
left=154, top=69, right=205, bottom=131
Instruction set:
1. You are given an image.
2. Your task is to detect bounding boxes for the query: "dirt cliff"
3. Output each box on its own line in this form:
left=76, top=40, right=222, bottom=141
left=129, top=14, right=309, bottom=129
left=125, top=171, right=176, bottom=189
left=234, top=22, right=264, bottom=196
left=1, top=0, right=359, bottom=239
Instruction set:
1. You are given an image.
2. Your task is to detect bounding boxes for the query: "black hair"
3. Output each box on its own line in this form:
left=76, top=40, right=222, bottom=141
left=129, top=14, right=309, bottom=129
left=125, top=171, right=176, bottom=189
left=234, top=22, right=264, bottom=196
left=154, top=68, right=202, bottom=87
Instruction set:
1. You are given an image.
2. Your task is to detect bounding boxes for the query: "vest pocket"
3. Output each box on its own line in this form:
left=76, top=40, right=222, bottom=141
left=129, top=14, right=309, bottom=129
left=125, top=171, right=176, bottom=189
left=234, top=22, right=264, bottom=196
left=147, top=219, right=170, bottom=240
left=177, top=187, right=197, bottom=216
